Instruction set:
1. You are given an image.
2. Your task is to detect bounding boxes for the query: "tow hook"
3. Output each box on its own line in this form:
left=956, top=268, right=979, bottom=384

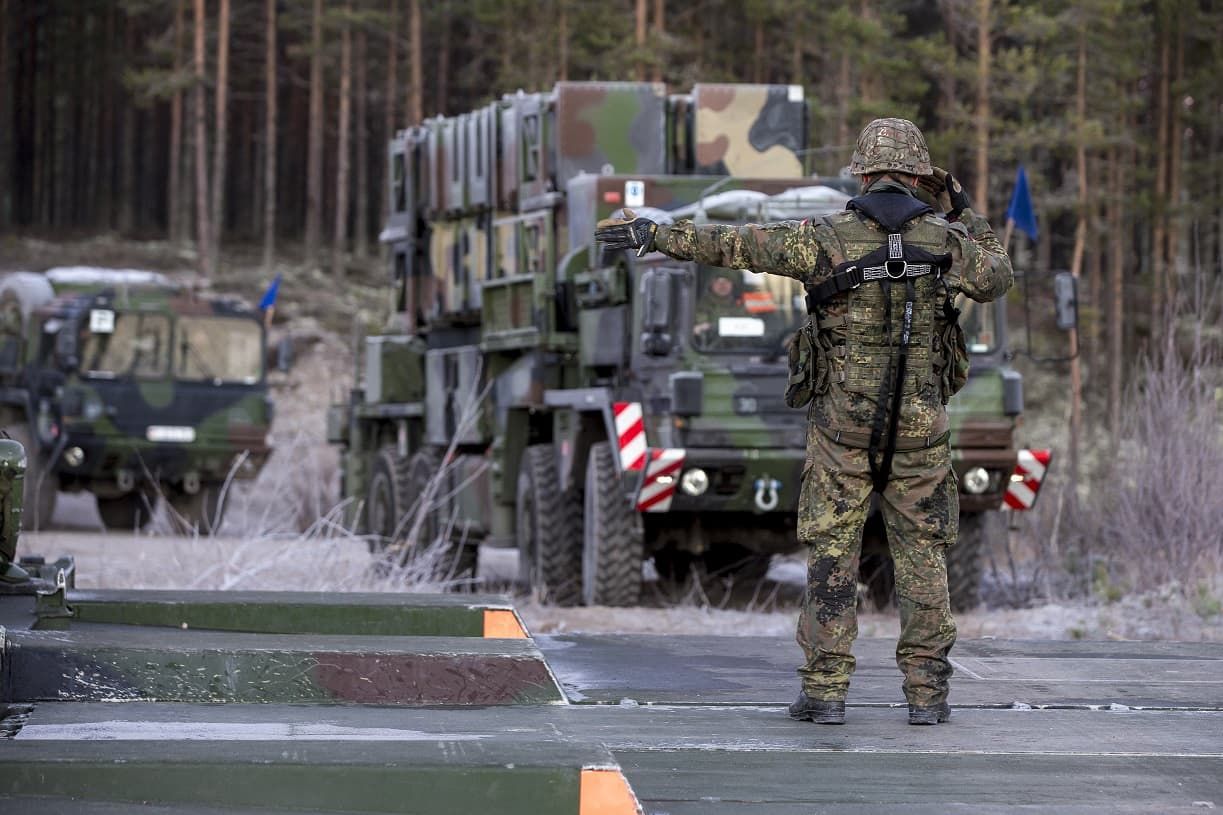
left=753, top=476, right=780, bottom=512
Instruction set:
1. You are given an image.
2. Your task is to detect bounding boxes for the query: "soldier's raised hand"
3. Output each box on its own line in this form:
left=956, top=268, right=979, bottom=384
left=595, top=208, right=659, bottom=257
left=923, top=167, right=972, bottom=221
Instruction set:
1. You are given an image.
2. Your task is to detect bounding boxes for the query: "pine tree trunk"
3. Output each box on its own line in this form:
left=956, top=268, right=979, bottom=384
left=355, top=25, right=369, bottom=258
left=651, top=0, right=663, bottom=82
left=262, top=0, right=277, bottom=270
left=558, top=0, right=568, bottom=82
left=1107, top=143, right=1124, bottom=437
left=210, top=0, right=230, bottom=276
left=973, top=0, right=990, bottom=213
left=1165, top=11, right=1185, bottom=306
left=835, top=52, right=850, bottom=150
left=1066, top=24, right=1088, bottom=490
left=332, top=4, right=352, bottom=279
left=168, top=0, right=185, bottom=243
left=408, top=0, right=421, bottom=125
left=436, top=1, right=449, bottom=114
left=381, top=0, right=398, bottom=232
left=305, top=0, right=324, bottom=265
left=117, top=13, right=137, bottom=234
left=0, top=0, right=8, bottom=228
left=635, top=0, right=646, bottom=81
left=1151, top=19, right=1169, bottom=330
left=193, top=0, right=211, bottom=277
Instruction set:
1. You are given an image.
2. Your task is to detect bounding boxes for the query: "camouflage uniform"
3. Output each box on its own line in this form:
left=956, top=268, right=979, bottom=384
left=648, top=147, right=1013, bottom=710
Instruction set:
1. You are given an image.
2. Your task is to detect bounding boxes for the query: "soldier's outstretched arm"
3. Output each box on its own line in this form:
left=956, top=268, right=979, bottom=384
left=652, top=219, right=822, bottom=280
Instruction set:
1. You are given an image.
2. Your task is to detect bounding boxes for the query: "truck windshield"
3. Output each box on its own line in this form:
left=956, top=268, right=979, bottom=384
left=82, top=312, right=171, bottom=379
left=691, top=266, right=806, bottom=354
left=957, top=295, right=998, bottom=354
left=175, top=316, right=264, bottom=384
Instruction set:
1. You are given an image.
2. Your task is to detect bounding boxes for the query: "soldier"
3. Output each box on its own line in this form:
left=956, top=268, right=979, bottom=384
left=0, top=434, right=48, bottom=592
left=596, top=118, right=1013, bottom=725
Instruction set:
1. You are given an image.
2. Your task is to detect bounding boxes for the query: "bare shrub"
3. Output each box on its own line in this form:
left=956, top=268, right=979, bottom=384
left=1065, top=338, right=1223, bottom=597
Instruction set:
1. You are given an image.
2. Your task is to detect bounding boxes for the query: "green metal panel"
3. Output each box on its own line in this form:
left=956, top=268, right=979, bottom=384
left=37, top=589, right=514, bottom=637
left=1, top=740, right=589, bottom=814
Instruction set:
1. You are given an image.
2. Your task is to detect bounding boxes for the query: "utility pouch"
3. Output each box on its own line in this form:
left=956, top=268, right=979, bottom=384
left=785, top=320, right=819, bottom=409
left=940, top=315, right=970, bottom=403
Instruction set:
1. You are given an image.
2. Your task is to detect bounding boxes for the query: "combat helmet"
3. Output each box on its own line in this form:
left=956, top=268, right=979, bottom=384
left=849, top=118, right=932, bottom=177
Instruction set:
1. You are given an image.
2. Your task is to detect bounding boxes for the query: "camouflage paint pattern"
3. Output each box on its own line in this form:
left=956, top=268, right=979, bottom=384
left=849, top=117, right=934, bottom=177
left=795, top=424, right=958, bottom=705
left=690, top=84, right=807, bottom=177
left=555, top=82, right=667, bottom=181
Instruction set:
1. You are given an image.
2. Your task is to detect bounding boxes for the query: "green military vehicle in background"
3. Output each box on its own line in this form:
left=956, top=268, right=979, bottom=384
left=331, top=81, right=1037, bottom=609
left=0, top=268, right=273, bottom=532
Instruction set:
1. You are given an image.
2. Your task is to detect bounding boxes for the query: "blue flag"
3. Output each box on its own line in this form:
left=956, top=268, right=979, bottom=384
left=1005, top=165, right=1039, bottom=242
left=258, top=274, right=281, bottom=311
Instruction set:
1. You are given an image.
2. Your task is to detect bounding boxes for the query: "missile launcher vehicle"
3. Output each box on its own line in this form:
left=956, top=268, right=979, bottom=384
left=331, top=81, right=1039, bottom=609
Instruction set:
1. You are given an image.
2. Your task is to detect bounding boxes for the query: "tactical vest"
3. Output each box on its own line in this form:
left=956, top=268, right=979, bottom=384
left=820, top=210, right=951, bottom=399
left=809, top=191, right=960, bottom=492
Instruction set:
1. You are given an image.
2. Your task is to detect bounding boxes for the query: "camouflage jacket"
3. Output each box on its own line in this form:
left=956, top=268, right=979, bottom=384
left=653, top=184, right=1013, bottom=442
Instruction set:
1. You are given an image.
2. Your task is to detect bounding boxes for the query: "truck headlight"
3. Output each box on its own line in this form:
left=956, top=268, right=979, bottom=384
left=680, top=468, right=709, bottom=496
left=963, top=466, right=990, bottom=495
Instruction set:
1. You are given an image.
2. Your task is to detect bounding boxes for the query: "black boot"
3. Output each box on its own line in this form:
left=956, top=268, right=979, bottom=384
left=908, top=702, right=951, bottom=725
left=788, top=692, right=846, bottom=725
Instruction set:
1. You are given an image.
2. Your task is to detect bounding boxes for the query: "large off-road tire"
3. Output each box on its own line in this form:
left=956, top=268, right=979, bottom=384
left=949, top=511, right=1004, bottom=611
left=2, top=423, right=57, bottom=531
left=404, top=448, right=477, bottom=582
left=167, top=484, right=225, bottom=534
left=97, top=492, right=155, bottom=531
left=581, top=441, right=643, bottom=606
left=516, top=444, right=582, bottom=605
left=364, top=446, right=411, bottom=551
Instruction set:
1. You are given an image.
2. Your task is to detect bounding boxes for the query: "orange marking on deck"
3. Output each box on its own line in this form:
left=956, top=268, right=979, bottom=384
left=579, top=768, right=642, bottom=815
left=482, top=609, right=528, bottom=639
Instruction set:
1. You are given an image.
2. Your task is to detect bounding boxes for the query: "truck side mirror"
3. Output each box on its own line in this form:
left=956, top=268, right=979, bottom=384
left=276, top=335, right=295, bottom=373
left=640, top=268, right=675, bottom=356
left=53, top=320, right=79, bottom=372
left=1053, top=271, right=1077, bottom=331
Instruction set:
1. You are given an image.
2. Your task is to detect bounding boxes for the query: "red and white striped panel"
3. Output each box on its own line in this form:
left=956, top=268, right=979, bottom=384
left=636, top=448, right=687, bottom=513
left=1004, top=448, right=1052, bottom=511
left=613, top=401, right=647, bottom=472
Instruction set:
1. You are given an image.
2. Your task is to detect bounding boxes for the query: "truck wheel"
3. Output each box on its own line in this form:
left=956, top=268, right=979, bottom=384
left=516, top=444, right=581, bottom=605
left=168, top=485, right=225, bottom=534
left=364, top=446, right=410, bottom=551
left=96, top=492, right=154, bottom=531
left=2, top=424, right=56, bottom=531
left=404, top=448, right=477, bottom=582
left=949, top=511, right=1003, bottom=611
left=581, top=441, right=643, bottom=606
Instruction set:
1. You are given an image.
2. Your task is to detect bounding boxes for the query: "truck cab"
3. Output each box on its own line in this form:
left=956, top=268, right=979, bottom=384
left=0, top=269, right=272, bottom=531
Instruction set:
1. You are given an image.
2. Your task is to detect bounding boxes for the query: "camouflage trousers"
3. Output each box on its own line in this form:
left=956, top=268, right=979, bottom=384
left=795, top=425, right=959, bottom=707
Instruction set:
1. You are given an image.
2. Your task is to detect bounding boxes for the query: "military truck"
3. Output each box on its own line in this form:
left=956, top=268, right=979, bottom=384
left=331, top=81, right=1035, bottom=608
left=0, top=268, right=273, bottom=532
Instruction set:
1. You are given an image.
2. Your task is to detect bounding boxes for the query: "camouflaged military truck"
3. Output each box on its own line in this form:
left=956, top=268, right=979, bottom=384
left=0, top=268, right=272, bottom=532
left=331, top=81, right=1031, bottom=609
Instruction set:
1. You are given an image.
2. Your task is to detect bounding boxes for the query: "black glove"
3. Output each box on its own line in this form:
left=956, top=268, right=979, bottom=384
left=595, top=209, right=658, bottom=257
left=923, top=167, right=972, bottom=221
